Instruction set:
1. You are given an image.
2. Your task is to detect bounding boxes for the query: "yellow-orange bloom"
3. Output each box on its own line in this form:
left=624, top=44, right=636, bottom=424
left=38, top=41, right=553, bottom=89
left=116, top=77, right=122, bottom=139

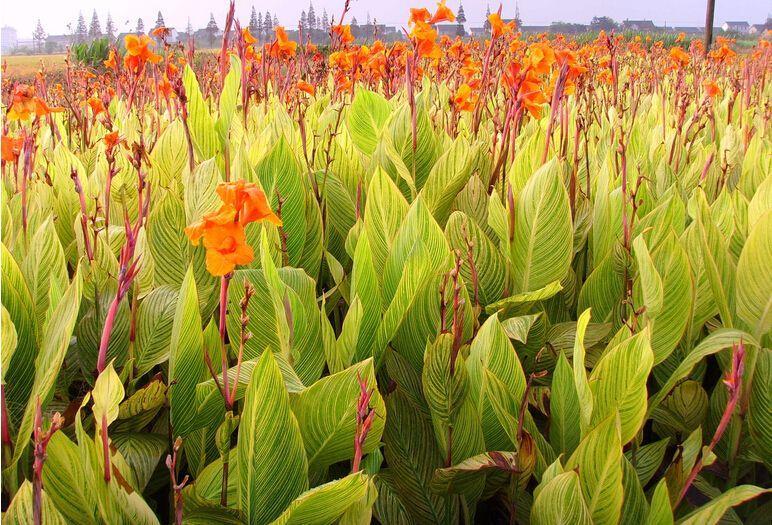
left=271, top=26, right=298, bottom=59
left=489, top=13, right=516, bottom=38
left=297, top=80, right=316, bottom=96
left=527, top=42, right=556, bottom=75
left=216, top=180, right=282, bottom=226
left=1, top=135, right=23, bottom=163
left=703, top=79, right=722, bottom=99
left=409, top=8, right=432, bottom=26
left=6, top=84, right=64, bottom=121
left=452, top=83, right=477, bottom=112
left=332, top=24, right=355, bottom=45
left=668, top=46, right=690, bottom=69
left=429, top=1, right=456, bottom=24
left=104, top=49, right=117, bottom=70
left=123, top=34, right=162, bottom=73
left=242, top=27, right=257, bottom=45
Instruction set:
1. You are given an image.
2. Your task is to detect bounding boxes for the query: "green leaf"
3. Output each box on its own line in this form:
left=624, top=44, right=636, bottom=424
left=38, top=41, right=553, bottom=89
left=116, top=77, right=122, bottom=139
left=184, top=157, right=222, bottom=225
left=111, top=432, right=167, bottom=492
left=430, top=451, right=520, bottom=495
left=620, top=457, right=649, bottom=525
left=589, top=329, right=653, bottom=444
left=134, top=285, right=178, bottom=376
left=421, top=139, right=478, bottom=226
left=3, top=480, right=67, bottom=525
left=1, top=306, right=17, bottom=384
left=735, top=210, right=771, bottom=340
left=551, top=352, right=581, bottom=456
left=748, top=348, right=772, bottom=469
left=148, top=192, right=190, bottom=287
left=238, top=350, right=308, bottom=525
left=149, top=119, right=188, bottom=188
left=92, top=361, right=124, bottom=428
left=11, top=268, right=82, bottom=466
left=347, top=88, right=391, bottom=155
left=566, top=414, right=623, bottom=525
left=633, top=235, right=664, bottom=317
left=624, top=438, right=670, bottom=487
left=677, top=485, right=770, bottom=525
left=168, top=266, right=207, bottom=437
left=485, top=280, right=562, bottom=315
left=291, top=359, right=385, bottom=472
left=531, top=471, right=592, bottom=525
left=573, top=309, right=593, bottom=433
left=510, top=159, right=573, bottom=293
left=271, top=472, right=371, bottom=525
left=183, top=64, right=219, bottom=161
left=647, top=328, right=757, bottom=416
left=216, top=55, right=242, bottom=141
left=21, top=217, right=68, bottom=331
left=645, top=479, right=674, bottom=525
left=42, top=432, right=99, bottom=524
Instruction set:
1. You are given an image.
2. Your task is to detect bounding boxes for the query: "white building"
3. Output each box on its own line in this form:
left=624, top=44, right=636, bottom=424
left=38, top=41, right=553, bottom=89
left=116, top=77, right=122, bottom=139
left=2, top=26, right=18, bottom=54
left=722, top=21, right=750, bottom=33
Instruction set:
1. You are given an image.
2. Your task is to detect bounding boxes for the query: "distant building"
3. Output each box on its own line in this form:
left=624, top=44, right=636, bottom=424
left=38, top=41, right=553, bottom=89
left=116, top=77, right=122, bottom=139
left=748, top=19, right=771, bottom=35
left=2, top=26, right=18, bottom=53
left=672, top=26, right=703, bottom=35
left=435, top=23, right=466, bottom=37
left=622, top=20, right=657, bottom=31
left=44, top=34, right=73, bottom=53
left=722, top=21, right=750, bottom=33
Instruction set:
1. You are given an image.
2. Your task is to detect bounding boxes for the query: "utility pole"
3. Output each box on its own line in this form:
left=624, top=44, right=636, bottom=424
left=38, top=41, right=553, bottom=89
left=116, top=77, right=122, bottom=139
left=704, top=0, right=715, bottom=55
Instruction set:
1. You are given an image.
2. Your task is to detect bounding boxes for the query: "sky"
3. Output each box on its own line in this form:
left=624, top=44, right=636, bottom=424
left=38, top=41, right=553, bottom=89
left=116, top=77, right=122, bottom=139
left=2, top=0, right=769, bottom=38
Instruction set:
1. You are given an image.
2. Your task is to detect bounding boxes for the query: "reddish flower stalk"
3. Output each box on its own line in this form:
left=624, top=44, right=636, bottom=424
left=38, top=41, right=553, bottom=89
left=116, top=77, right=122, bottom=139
left=96, top=176, right=149, bottom=374
left=676, top=341, right=746, bottom=508
left=352, top=373, right=376, bottom=473
left=218, top=274, right=232, bottom=407
left=541, top=63, right=569, bottom=165
left=71, top=168, right=94, bottom=261
left=227, top=280, right=254, bottom=408
left=166, top=437, right=190, bottom=525
left=32, top=398, right=63, bottom=525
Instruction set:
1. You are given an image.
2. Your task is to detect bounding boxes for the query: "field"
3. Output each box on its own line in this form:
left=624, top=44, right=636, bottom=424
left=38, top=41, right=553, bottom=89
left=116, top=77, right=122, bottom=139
left=1, top=2, right=771, bottom=525
left=3, top=53, right=68, bottom=77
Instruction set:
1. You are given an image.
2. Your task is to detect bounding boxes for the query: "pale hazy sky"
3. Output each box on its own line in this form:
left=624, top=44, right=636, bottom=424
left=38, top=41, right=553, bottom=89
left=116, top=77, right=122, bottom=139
left=2, top=0, right=769, bottom=38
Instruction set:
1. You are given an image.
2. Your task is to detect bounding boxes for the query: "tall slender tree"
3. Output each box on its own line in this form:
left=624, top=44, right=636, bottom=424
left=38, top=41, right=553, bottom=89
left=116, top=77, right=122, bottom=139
left=33, top=19, right=46, bottom=53
left=206, top=13, right=219, bottom=47
left=308, top=3, right=317, bottom=31
left=250, top=6, right=259, bottom=34
left=137, top=18, right=145, bottom=34
left=257, top=12, right=263, bottom=40
left=89, top=10, right=102, bottom=39
left=264, top=11, right=273, bottom=37
left=300, top=11, right=308, bottom=32
left=483, top=5, right=492, bottom=32
left=457, top=3, right=467, bottom=23
left=156, top=11, right=165, bottom=28
left=105, top=13, right=116, bottom=41
left=75, top=12, right=88, bottom=43
left=321, top=10, right=330, bottom=32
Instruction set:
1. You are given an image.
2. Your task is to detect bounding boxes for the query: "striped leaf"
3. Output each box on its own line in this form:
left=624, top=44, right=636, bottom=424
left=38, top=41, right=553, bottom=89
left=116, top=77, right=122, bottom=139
left=168, top=266, right=207, bottom=437
left=748, top=348, right=772, bottom=469
left=3, top=480, right=67, bottom=525
left=11, top=268, right=82, bottom=466
left=421, top=138, right=479, bottom=226
left=134, top=285, right=178, bottom=376
left=550, top=351, right=581, bottom=456
left=347, top=88, right=391, bottom=156
left=271, top=472, right=371, bottom=525
left=291, top=359, right=385, bottom=472
left=589, top=329, right=653, bottom=444
left=677, top=485, right=770, bottom=525
left=566, top=414, right=623, bottom=525
left=21, top=217, right=68, bottom=332
left=645, top=479, right=674, bottom=525
left=510, top=159, right=573, bottom=293
left=42, top=432, right=99, bottom=524
left=183, top=64, right=219, bottom=161
left=735, top=210, right=771, bottom=340
left=148, top=192, right=190, bottom=288
left=238, top=350, right=308, bottom=525
left=531, top=471, right=591, bottom=525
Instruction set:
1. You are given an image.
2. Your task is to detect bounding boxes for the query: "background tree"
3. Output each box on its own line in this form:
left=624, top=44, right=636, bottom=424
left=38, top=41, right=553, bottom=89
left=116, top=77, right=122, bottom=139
left=136, top=18, right=145, bottom=33
left=33, top=19, right=46, bottom=54
left=250, top=7, right=259, bottom=35
left=321, top=10, right=330, bottom=32
left=351, top=16, right=359, bottom=27
left=483, top=5, right=491, bottom=32
left=300, top=10, right=308, bottom=32
left=257, top=12, right=263, bottom=40
left=75, top=12, right=88, bottom=43
left=590, top=16, right=617, bottom=32
left=273, top=14, right=279, bottom=27
left=263, top=11, right=273, bottom=38
left=155, top=11, right=165, bottom=28
left=308, top=3, right=317, bottom=31
left=206, top=13, right=219, bottom=47
left=105, top=13, right=116, bottom=41
left=186, top=17, right=193, bottom=36
left=88, top=10, right=102, bottom=39
left=457, top=3, right=467, bottom=24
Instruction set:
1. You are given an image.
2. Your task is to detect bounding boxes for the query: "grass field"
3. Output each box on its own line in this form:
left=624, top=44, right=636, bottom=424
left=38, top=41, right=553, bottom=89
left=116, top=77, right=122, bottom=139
left=3, top=53, right=68, bottom=77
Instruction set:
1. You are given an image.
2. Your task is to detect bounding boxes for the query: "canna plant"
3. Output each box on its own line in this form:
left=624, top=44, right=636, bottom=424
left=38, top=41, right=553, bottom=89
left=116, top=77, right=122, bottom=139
left=1, top=1, right=771, bottom=524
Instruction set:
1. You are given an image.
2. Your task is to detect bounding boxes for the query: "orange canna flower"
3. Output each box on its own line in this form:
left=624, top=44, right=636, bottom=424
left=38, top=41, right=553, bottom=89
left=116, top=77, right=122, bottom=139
left=489, top=13, right=516, bottom=38
left=242, top=27, right=257, bottom=45
left=151, top=26, right=171, bottom=39
left=185, top=181, right=280, bottom=276
left=88, top=95, right=105, bottom=116
left=123, top=34, right=162, bottom=73
left=527, top=42, right=556, bottom=75
left=703, top=79, right=722, bottom=98
left=411, top=22, right=441, bottom=59
left=297, top=80, right=316, bottom=96
left=429, top=1, right=456, bottom=24
left=1, top=135, right=24, bottom=163
left=668, top=46, right=690, bottom=69
left=104, top=49, right=117, bottom=70
left=6, top=84, right=64, bottom=121
left=452, top=83, right=477, bottom=112
left=215, top=180, right=282, bottom=226
left=271, top=26, right=298, bottom=59
left=104, top=131, right=121, bottom=150
left=409, top=8, right=432, bottom=26
left=332, top=24, right=355, bottom=45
